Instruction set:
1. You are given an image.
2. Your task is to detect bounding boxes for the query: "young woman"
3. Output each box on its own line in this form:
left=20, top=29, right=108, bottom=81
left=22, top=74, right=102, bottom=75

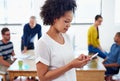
left=35, top=0, right=90, bottom=81
left=88, top=15, right=107, bottom=59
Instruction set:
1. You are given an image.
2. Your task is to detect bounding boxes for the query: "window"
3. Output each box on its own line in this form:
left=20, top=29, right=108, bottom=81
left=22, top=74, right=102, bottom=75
left=6, top=0, right=32, bottom=23
left=0, top=0, right=101, bottom=24
left=0, top=0, right=5, bottom=23
left=115, top=0, right=120, bottom=24
left=0, top=0, right=45, bottom=24
left=72, top=0, right=101, bottom=23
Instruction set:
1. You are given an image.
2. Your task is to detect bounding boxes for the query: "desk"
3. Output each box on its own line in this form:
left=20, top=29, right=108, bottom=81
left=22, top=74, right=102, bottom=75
left=0, top=74, right=6, bottom=81
left=7, top=50, right=37, bottom=81
left=7, top=59, right=37, bottom=81
left=76, top=59, right=106, bottom=81
left=8, top=50, right=106, bottom=81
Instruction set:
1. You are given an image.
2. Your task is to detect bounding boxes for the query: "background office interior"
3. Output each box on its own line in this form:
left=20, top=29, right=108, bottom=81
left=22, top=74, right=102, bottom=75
left=0, top=0, right=120, bottom=56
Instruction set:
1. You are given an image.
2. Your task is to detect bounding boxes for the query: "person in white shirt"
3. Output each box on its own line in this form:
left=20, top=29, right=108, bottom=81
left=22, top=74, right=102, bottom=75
left=35, top=0, right=90, bottom=81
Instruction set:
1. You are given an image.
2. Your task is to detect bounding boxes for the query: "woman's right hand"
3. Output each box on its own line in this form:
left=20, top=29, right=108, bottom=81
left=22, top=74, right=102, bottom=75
left=69, top=54, right=90, bottom=68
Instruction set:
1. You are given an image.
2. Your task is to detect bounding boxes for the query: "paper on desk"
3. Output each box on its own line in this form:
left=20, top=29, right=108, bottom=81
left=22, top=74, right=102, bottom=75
left=17, top=53, right=35, bottom=60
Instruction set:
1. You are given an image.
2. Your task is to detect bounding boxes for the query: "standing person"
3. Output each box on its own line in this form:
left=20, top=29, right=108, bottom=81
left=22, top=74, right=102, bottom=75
left=21, top=16, right=42, bottom=53
left=0, top=27, right=16, bottom=80
left=87, top=15, right=107, bottom=59
left=35, top=0, right=90, bottom=81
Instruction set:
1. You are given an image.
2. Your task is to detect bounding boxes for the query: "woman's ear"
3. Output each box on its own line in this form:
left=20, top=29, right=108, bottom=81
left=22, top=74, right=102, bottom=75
left=53, top=18, right=58, bottom=25
left=54, top=18, right=57, bottom=23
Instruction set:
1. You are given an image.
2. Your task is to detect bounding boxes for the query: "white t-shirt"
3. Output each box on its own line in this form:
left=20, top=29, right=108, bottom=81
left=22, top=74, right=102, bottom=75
left=35, top=33, right=76, bottom=81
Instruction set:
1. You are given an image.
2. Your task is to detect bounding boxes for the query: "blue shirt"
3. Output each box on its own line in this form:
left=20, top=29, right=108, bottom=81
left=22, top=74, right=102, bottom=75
left=104, top=43, right=120, bottom=70
left=22, top=23, right=42, bottom=47
left=0, top=40, right=13, bottom=60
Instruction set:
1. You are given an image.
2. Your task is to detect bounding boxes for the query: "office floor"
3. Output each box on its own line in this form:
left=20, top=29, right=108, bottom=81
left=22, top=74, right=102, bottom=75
left=0, top=76, right=39, bottom=81
left=14, top=77, right=39, bottom=81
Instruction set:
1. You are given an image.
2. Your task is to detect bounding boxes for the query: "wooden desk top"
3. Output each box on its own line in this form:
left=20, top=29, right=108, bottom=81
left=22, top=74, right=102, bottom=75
left=8, top=50, right=106, bottom=72
left=8, top=58, right=106, bottom=72
left=8, top=50, right=36, bottom=72
left=7, top=59, right=36, bottom=72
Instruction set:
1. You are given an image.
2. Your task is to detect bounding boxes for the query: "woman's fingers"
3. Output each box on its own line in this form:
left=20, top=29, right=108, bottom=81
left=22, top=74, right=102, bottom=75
left=78, top=54, right=90, bottom=61
left=76, top=58, right=90, bottom=68
left=70, top=55, right=91, bottom=68
left=78, top=54, right=85, bottom=60
left=78, top=59, right=89, bottom=67
left=86, top=56, right=91, bottom=60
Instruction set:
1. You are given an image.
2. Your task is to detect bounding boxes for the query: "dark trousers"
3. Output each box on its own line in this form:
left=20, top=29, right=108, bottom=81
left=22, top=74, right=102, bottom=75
left=88, top=45, right=107, bottom=59
left=21, top=40, right=34, bottom=51
left=105, top=67, right=120, bottom=76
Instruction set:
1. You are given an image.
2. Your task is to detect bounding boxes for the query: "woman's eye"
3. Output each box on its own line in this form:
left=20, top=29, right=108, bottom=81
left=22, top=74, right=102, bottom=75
left=64, top=21, right=69, bottom=23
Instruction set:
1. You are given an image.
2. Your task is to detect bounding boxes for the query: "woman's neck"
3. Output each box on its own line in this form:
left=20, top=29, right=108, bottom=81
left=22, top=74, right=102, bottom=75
left=93, top=23, right=98, bottom=28
left=47, top=26, right=65, bottom=44
left=47, top=26, right=61, bottom=37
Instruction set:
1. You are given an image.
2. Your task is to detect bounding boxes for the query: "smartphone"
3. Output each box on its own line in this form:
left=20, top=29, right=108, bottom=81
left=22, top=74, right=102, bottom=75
left=90, top=53, right=98, bottom=60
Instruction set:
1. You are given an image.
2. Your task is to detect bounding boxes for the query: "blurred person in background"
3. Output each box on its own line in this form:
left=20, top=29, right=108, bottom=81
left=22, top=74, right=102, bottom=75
left=21, top=16, right=42, bottom=53
left=103, top=32, right=120, bottom=81
left=87, top=15, right=107, bottom=59
left=0, top=27, right=16, bottom=80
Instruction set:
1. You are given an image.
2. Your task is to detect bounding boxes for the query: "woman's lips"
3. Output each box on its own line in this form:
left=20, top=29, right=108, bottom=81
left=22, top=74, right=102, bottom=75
left=64, top=28, right=68, bottom=31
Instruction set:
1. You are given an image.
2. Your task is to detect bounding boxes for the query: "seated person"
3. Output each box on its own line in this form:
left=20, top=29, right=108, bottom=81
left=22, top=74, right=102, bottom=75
left=0, top=28, right=16, bottom=79
left=103, top=32, right=120, bottom=81
left=88, top=15, right=107, bottom=59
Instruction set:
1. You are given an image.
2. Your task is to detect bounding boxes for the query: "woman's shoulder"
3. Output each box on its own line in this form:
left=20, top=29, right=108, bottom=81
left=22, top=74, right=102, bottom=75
left=37, top=34, right=52, bottom=46
left=90, top=25, right=96, bottom=29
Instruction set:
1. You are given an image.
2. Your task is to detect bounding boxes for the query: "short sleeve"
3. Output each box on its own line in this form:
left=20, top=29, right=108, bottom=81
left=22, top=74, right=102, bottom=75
left=11, top=42, right=14, bottom=50
left=0, top=53, right=2, bottom=56
left=0, top=47, right=2, bottom=56
left=117, top=51, right=120, bottom=65
left=35, top=39, right=51, bottom=66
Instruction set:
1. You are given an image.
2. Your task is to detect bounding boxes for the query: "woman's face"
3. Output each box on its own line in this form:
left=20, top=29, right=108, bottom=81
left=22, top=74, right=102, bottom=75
left=53, top=11, right=73, bottom=33
left=95, top=18, right=103, bottom=26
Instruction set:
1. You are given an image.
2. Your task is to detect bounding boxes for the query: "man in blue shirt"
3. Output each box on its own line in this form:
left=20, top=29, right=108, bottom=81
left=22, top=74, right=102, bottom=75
left=103, top=32, right=120, bottom=81
left=21, top=16, right=42, bottom=53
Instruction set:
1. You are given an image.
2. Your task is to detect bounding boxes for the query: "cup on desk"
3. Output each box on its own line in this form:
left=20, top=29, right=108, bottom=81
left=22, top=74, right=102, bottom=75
left=18, top=60, right=23, bottom=70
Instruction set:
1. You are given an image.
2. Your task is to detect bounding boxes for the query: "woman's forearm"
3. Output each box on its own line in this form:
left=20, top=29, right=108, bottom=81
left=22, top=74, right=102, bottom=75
left=37, top=63, right=72, bottom=81
left=46, top=63, right=72, bottom=80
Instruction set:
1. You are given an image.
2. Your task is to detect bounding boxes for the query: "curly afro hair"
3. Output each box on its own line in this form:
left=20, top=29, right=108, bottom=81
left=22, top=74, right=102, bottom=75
left=40, top=0, right=77, bottom=25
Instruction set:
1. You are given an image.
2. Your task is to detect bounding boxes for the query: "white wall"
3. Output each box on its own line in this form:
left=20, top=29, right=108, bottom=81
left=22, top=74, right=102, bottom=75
left=0, top=0, right=119, bottom=55
left=100, top=0, right=120, bottom=51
